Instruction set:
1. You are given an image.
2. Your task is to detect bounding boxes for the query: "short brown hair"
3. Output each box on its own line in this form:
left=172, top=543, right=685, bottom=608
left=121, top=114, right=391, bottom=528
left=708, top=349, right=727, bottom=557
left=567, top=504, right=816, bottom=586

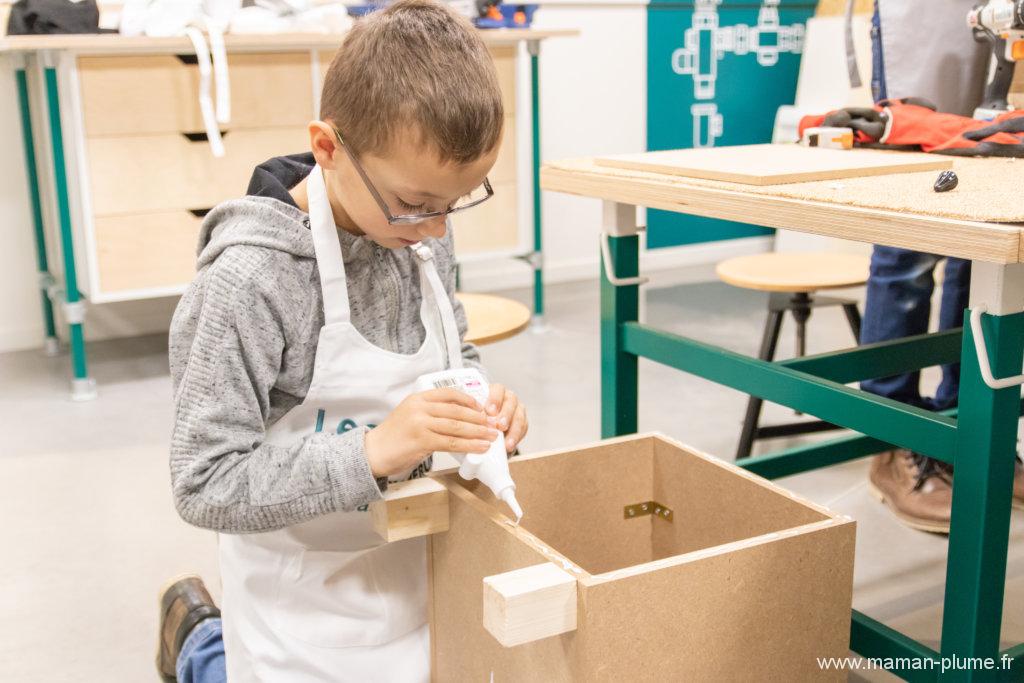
left=320, top=0, right=504, bottom=164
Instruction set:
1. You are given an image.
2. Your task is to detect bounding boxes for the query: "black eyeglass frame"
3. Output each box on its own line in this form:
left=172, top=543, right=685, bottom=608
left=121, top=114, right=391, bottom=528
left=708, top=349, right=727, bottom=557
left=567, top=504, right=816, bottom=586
left=332, top=127, right=494, bottom=225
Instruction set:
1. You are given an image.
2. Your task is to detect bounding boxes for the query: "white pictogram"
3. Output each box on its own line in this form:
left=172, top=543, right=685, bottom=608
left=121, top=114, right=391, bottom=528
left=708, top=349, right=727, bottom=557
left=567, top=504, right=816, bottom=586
left=670, top=0, right=804, bottom=148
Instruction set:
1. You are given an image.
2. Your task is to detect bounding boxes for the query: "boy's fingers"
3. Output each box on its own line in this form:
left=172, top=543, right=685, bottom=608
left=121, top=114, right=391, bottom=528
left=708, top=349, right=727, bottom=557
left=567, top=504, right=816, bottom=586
left=422, top=388, right=483, bottom=411
left=429, top=433, right=493, bottom=455
left=427, top=402, right=490, bottom=425
left=505, top=404, right=528, bottom=452
left=495, top=389, right=516, bottom=430
left=485, top=383, right=505, bottom=416
left=429, top=417, right=499, bottom=442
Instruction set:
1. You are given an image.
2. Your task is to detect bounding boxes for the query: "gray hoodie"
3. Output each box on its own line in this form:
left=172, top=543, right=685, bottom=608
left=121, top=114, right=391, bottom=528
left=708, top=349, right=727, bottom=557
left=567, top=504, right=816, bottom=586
left=169, top=153, right=483, bottom=534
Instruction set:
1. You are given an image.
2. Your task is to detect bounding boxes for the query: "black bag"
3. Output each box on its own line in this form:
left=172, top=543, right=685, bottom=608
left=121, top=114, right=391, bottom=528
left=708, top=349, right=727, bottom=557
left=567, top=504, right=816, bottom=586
left=6, top=0, right=102, bottom=35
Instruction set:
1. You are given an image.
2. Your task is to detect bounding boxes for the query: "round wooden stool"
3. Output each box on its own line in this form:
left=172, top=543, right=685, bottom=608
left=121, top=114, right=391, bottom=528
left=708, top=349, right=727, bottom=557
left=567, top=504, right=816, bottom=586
left=715, top=252, right=870, bottom=460
left=456, top=293, right=531, bottom=346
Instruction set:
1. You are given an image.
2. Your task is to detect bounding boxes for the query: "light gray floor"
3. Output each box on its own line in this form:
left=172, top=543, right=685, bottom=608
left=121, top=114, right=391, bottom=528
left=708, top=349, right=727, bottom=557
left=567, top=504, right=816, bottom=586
left=2, top=275, right=1022, bottom=681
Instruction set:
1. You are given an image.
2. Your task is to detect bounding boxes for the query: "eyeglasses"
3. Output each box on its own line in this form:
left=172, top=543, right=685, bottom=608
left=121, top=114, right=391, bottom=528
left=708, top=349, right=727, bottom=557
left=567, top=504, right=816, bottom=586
left=332, top=128, right=494, bottom=225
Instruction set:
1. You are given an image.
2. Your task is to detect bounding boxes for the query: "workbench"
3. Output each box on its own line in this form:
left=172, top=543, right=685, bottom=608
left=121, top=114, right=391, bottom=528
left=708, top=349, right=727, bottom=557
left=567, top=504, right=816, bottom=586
left=2, top=28, right=576, bottom=399
left=542, top=152, right=1024, bottom=681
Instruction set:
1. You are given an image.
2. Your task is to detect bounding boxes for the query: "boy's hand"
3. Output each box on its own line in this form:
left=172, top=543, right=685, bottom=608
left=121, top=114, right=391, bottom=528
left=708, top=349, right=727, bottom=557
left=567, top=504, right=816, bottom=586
left=364, top=389, right=499, bottom=479
left=484, top=384, right=528, bottom=454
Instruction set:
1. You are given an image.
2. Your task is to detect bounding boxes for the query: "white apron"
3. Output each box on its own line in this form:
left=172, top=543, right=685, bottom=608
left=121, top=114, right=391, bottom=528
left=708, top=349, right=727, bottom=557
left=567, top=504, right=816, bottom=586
left=219, top=164, right=463, bottom=682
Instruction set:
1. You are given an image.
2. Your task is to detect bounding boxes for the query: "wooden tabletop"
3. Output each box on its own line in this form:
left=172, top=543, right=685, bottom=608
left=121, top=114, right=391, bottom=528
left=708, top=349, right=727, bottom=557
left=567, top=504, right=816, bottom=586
left=0, top=28, right=578, bottom=55
left=541, top=156, right=1024, bottom=265
left=456, top=293, right=531, bottom=346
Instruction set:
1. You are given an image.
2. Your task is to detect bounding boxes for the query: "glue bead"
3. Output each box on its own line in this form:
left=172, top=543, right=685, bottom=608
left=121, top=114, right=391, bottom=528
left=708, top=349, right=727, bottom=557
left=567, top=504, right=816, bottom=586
left=934, top=170, right=958, bottom=193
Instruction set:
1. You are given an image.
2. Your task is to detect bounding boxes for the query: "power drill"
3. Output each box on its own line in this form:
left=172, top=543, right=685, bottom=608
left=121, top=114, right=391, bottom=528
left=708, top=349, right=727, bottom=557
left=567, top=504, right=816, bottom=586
left=967, top=0, right=1024, bottom=119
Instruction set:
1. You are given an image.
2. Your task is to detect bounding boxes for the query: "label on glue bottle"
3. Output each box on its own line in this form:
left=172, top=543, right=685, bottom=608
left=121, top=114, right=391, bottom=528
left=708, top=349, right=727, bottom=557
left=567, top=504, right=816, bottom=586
left=415, top=368, right=524, bottom=522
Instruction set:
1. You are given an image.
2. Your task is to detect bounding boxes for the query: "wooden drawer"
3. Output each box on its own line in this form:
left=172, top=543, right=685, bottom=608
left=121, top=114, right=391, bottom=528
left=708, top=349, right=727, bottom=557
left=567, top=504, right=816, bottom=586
left=78, top=52, right=314, bottom=137
left=451, top=178, right=518, bottom=256
left=86, top=127, right=309, bottom=216
left=94, top=211, right=203, bottom=293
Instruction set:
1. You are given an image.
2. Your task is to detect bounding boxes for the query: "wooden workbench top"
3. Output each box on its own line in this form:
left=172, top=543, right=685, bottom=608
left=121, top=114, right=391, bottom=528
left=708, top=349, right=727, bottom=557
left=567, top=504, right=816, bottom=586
left=542, top=154, right=1024, bottom=265
left=0, top=28, right=577, bottom=55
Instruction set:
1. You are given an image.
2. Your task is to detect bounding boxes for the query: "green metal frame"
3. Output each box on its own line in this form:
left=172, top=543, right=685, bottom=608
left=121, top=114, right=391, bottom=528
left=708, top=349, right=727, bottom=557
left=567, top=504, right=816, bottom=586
left=529, top=41, right=544, bottom=320
left=15, top=64, right=58, bottom=348
left=43, top=64, right=90, bottom=385
left=599, top=232, right=1023, bottom=681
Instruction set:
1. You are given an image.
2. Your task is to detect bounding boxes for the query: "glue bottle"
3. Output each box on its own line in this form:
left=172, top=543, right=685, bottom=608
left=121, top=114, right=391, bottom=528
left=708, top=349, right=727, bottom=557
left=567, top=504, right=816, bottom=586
left=415, top=368, right=524, bottom=522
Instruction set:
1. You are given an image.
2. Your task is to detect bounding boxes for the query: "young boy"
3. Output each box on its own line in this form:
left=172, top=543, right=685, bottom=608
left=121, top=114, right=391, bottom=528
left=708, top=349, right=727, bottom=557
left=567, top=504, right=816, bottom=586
left=155, top=2, right=528, bottom=680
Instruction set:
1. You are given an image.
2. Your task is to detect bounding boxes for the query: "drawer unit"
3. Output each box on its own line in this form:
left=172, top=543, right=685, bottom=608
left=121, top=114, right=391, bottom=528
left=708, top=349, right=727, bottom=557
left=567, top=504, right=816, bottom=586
left=61, top=44, right=524, bottom=301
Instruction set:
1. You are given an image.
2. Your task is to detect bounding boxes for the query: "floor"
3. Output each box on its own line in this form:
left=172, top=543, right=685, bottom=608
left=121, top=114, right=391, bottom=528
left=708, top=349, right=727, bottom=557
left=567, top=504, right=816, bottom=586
left=2, top=274, right=1022, bottom=681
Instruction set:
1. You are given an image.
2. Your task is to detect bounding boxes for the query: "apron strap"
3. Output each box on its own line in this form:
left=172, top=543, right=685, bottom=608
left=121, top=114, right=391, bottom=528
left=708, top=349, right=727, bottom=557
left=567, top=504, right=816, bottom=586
left=411, top=243, right=463, bottom=370
left=306, top=165, right=352, bottom=325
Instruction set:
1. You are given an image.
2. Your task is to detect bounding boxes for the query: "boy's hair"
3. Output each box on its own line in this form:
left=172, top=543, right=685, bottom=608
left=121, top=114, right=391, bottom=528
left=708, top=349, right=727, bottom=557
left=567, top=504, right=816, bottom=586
left=320, top=0, right=503, bottom=165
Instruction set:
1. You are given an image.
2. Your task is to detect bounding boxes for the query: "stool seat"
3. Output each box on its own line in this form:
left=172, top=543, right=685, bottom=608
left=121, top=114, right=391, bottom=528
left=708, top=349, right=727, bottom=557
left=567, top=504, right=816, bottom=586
left=716, top=252, right=870, bottom=293
left=456, top=293, right=531, bottom=346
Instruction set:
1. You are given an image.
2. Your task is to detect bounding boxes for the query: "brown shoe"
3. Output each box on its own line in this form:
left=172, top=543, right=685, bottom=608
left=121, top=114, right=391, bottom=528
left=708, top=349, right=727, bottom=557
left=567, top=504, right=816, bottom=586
left=156, top=575, right=220, bottom=681
left=868, top=450, right=953, bottom=534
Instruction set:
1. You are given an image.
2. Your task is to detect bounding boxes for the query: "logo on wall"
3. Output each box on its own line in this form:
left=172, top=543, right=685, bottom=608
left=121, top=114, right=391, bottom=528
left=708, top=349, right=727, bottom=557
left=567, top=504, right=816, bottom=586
left=670, top=0, right=805, bottom=148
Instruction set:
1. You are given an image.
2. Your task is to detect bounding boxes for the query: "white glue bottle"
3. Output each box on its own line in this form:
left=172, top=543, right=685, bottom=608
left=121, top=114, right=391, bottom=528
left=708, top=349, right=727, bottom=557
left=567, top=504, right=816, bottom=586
left=415, top=368, right=523, bottom=523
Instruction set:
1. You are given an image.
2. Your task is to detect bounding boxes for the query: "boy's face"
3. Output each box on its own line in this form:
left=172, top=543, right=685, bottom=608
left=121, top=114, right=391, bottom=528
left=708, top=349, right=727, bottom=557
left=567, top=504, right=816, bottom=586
left=310, top=122, right=499, bottom=250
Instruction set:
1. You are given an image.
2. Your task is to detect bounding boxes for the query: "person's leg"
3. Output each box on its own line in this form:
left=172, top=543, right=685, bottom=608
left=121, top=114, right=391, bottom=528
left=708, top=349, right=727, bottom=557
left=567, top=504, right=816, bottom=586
left=157, top=575, right=223, bottom=682
left=177, top=618, right=226, bottom=683
left=931, top=257, right=971, bottom=410
left=860, top=245, right=941, bottom=406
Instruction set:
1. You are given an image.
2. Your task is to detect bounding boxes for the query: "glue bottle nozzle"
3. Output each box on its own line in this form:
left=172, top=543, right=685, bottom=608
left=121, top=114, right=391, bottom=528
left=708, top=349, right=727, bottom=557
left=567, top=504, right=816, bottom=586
left=499, top=487, right=523, bottom=524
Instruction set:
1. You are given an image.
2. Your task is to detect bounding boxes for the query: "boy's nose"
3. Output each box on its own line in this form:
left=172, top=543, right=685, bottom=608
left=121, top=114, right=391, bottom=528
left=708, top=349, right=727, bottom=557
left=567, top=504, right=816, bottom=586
left=417, top=216, right=447, bottom=239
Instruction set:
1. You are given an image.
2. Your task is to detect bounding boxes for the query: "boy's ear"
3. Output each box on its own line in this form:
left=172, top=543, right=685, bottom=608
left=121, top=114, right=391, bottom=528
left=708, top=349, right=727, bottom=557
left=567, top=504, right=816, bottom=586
left=308, top=121, right=340, bottom=170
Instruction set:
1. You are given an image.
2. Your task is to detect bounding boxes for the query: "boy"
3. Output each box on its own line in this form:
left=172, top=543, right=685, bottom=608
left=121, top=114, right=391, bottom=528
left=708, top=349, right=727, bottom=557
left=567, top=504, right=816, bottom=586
left=156, top=2, right=528, bottom=680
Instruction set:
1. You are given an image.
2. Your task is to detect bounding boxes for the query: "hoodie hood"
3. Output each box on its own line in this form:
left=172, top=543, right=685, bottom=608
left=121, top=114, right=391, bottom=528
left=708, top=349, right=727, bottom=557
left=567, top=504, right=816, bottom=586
left=197, top=153, right=327, bottom=270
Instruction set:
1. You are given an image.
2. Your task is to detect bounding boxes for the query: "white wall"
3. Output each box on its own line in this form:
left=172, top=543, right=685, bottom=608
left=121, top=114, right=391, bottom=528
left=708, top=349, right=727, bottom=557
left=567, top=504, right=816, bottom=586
left=0, top=6, right=767, bottom=353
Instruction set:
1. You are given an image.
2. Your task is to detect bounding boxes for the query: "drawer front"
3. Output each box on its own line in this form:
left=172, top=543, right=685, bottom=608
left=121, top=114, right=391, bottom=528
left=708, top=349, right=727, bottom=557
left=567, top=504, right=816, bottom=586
left=87, top=127, right=309, bottom=216
left=450, top=178, right=518, bottom=256
left=78, top=52, right=314, bottom=137
left=94, top=211, right=204, bottom=293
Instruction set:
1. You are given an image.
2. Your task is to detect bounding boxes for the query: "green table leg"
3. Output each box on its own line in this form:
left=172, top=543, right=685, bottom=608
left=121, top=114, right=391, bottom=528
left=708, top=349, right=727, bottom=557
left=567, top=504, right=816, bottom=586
left=528, top=40, right=544, bottom=325
left=43, top=61, right=95, bottom=401
left=939, top=308, right=1023, bottom=681
left=601, top=225, right=640, bottom=438
left=15, top=60, right=59, bottom=357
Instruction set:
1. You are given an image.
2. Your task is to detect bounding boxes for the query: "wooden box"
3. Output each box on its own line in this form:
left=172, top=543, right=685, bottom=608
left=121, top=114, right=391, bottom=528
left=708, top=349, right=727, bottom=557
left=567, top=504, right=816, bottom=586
left=426, top=433, right=856, bottom=682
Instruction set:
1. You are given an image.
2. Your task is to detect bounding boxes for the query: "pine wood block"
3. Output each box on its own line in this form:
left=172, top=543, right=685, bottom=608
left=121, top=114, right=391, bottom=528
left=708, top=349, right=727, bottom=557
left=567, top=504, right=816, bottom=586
left=370, top=477, right=449, bottom=543
left=482, top=563, right=578, bottom=648
left=596, top=144, right=952, bottom=186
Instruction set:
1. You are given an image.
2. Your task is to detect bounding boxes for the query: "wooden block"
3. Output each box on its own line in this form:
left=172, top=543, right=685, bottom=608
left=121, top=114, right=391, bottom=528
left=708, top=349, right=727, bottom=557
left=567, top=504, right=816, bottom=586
left=595, top=144, right=952, bottom=186
left=370, top=477, right=449, bottom=542
left=482, top=562, right=578, bottom=647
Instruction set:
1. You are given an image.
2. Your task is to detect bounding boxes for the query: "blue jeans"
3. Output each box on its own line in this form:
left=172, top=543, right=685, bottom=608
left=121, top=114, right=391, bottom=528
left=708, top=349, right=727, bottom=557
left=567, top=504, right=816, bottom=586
left=861, top=4, right=972, bottom=411
left=177, top=618, right=226, bottom=683
left=860, top=246, right=971, bottom=410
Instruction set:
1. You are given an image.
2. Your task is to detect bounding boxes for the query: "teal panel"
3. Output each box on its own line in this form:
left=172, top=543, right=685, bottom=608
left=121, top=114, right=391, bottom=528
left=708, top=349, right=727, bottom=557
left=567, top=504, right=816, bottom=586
left=646, top=2, right=815, bottom=248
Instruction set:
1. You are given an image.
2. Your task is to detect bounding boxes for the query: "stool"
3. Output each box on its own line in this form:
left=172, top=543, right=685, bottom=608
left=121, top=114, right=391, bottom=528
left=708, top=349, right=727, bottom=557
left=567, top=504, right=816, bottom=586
left=715, top=252, right=870, bottom=460
left=456, top=293, right=531, bottom=346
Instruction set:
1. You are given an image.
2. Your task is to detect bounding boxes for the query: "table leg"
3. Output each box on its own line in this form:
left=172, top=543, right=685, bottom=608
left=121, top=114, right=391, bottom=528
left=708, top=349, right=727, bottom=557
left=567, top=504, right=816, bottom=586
left=14, top=58, right=59, bottom=357
left=528, top=39, right=545, bottom=327
left=43, top=59, right=95, bottom=401
left=939, top=262, right=1024, bottom=681
left=600, top=202, right=640, bottom=438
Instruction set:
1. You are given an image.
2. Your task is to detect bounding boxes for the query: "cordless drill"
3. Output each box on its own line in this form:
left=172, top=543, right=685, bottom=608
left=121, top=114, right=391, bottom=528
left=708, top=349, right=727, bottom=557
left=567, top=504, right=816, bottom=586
left=967, top=0, right=1024, bottom=119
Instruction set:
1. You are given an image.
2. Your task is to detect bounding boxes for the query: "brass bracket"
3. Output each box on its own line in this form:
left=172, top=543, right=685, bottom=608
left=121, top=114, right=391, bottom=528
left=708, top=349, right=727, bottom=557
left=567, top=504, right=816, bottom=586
left=624, top=501, right=674, bottom=522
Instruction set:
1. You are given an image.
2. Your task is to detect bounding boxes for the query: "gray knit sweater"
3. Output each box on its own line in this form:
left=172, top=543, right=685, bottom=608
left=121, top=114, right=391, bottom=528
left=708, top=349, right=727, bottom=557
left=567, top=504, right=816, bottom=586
left=169, top=154, right=483, bottom=534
